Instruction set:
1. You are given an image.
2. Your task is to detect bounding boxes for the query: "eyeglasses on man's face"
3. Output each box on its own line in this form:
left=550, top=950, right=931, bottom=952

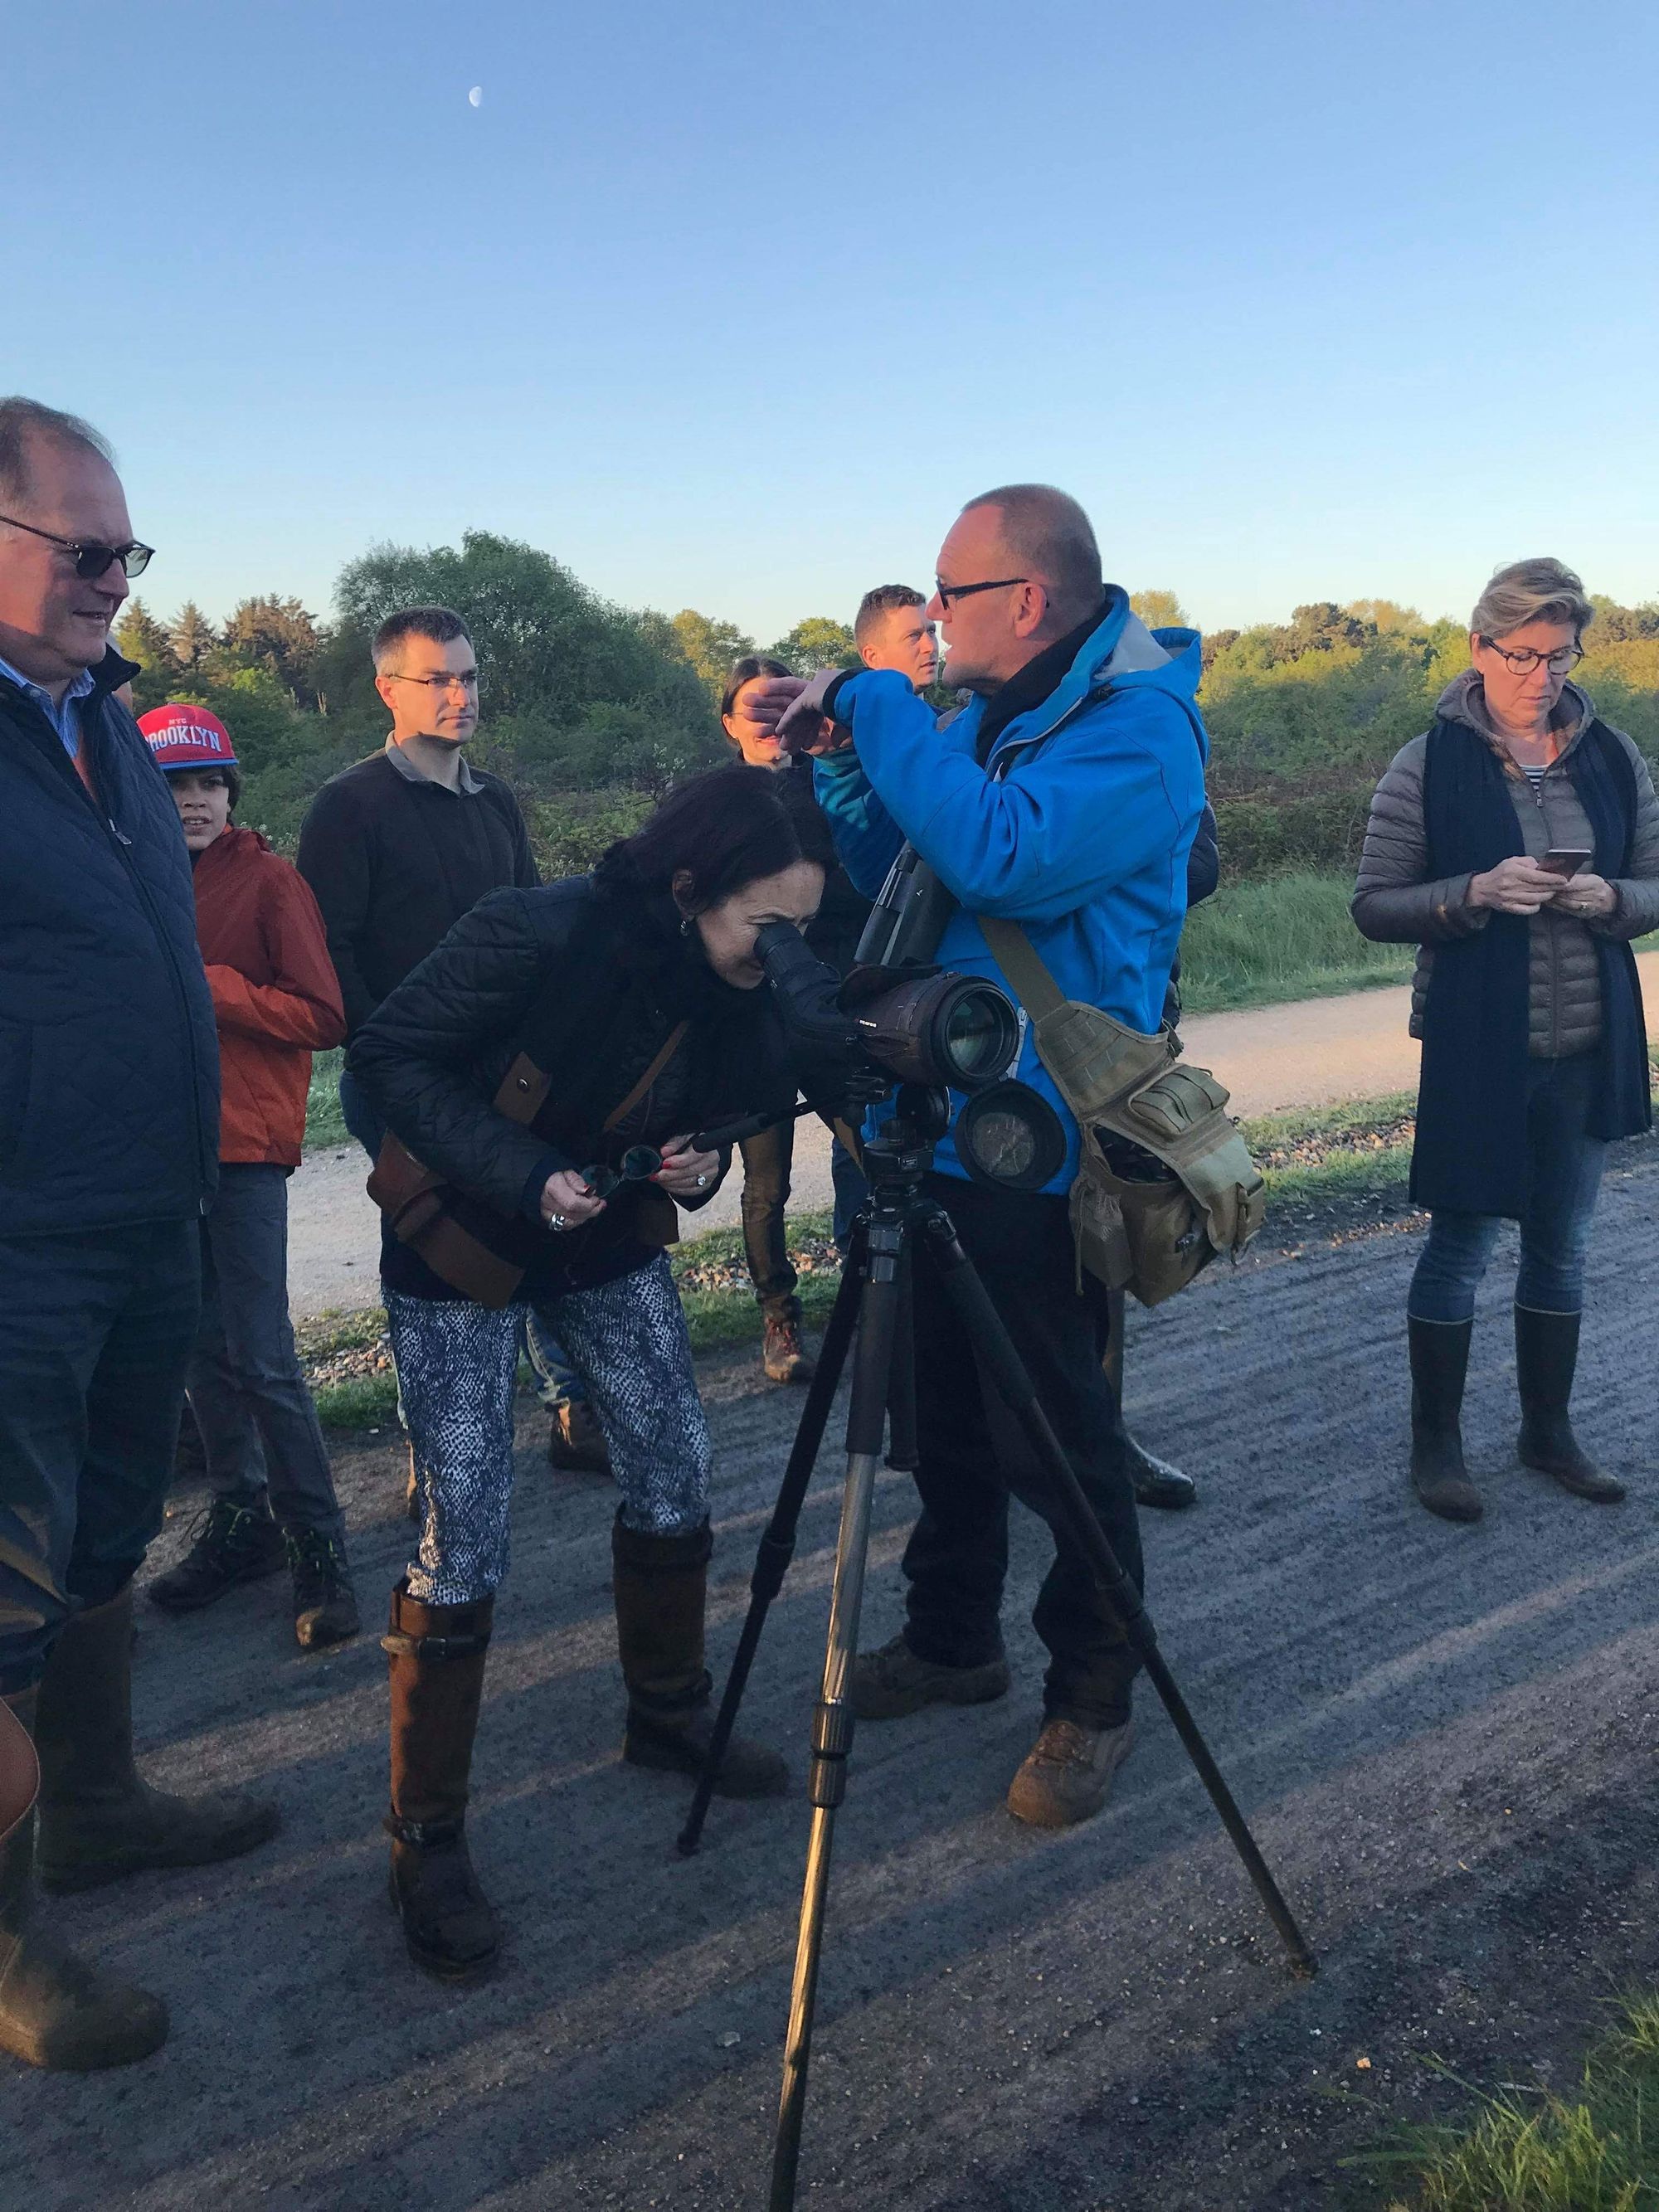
left=0, top=513, right=153, bottom=580
left=384, top=669, right=482, bottom=696
left=933, top=576, right=1028, bottom=610
left=1478, top=637, right=1584, bottom=677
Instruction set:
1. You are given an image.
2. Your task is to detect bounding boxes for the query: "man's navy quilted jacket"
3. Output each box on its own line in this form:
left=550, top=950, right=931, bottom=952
left=0, top=650, right=219, bottom=1236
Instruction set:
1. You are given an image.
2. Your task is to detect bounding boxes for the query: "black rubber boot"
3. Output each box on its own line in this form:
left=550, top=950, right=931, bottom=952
left=1103, top=1282, right=1197, bottom=1510
left=287, top=1528, right=361, bottom=1651
left=1515, top=1305, right=1625, bottom=1504
left=1125, top=1434, right=1198, bottom=1512
left=382, top=1582, right=500, bottom=1982
left=1408, top=1315, right=1482, bottom=1524
left=0, top=1689, right=168, bottom=2073
left=146, top=1494, right=286, bottom=1614
left=612, top=1515, right=788, bottom=1799
left=33, top=1587, right=281, bottom=1894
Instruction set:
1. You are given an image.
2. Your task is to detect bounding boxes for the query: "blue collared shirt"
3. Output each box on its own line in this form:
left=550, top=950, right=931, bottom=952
left=0, top=650, right=97, bottom=759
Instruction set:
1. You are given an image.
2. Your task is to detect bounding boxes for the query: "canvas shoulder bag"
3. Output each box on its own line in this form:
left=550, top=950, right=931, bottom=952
left=976, top=918, right=1266, bottom=1307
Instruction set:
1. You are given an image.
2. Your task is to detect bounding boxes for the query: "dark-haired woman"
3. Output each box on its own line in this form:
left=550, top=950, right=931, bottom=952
left=349, top=765, right=831, bottom=1980
left=722, top=656, right=871, bottom=1380
left=1353, top=558, right=1658, bottom=1524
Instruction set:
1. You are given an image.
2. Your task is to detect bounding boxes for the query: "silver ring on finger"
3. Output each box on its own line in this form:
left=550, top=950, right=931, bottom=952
left=548, top=1213, right=567, bottom=1232
left=695, top=1173, right=708, bottom=1189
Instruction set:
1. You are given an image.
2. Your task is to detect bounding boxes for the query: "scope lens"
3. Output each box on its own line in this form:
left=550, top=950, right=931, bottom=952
left=939, top=987, right=1016, bottom=1085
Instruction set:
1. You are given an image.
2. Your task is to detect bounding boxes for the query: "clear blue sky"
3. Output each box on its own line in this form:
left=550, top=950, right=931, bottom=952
left=7, top=0, right=1657, bottom=641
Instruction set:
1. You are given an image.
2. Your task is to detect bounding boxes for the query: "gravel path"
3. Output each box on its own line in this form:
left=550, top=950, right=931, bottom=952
left=286, top=955, right=1659, bottom=1321
left=6, top=1144, right=1656, bottom=2210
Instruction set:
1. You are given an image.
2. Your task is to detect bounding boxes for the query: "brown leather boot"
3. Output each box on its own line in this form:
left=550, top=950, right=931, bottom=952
left=762, top=1313, right=815, bottom=1386
left=611, top=1515, right=788, bottom=1798
left=34, top=1587, right=280, bottom=1894
left=0, top=1687, right=168, bottom=2071
left=382, top=1581, right=501, bottom=1982
left=546, top=1398, right=611, bottom=1475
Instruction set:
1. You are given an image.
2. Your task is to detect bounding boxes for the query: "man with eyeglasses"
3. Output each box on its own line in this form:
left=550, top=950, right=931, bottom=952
left=295, top=608, right=603, bottom=1475
left=742, top=484, right=1210, bottom=1830
left=0, top=396, right=280, bottom=2073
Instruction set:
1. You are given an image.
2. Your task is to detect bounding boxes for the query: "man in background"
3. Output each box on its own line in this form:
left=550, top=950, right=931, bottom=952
left=854, top=584, right=940, bottom=691
left=0, top=397, right=278, bottom=2073
left=296, top=608, right=605, bottom=1475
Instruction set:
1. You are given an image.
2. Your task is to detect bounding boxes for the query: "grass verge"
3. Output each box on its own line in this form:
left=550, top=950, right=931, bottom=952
left=1180, top=870, right=1413, bottom=1014
left=1367, top=1991, right=1659, bottom=2210
left=306, top=1046, right=348, bottom=1150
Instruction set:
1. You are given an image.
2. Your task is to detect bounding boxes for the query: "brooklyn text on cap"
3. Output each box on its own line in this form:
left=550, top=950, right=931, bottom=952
left=136, top=702, right=239, bottom=771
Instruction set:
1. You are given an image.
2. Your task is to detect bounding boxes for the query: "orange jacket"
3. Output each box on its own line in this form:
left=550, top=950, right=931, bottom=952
left=192, top=824, right=346, bottom=1165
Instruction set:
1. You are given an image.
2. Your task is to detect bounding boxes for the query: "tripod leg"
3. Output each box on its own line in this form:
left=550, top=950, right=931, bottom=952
left=678, top=1227, right=866, bottom=1859
left=771, top=1226, right=902, bottom=2210
left=884, top=1239, right=917, bottom=1472
left=918, top=1207, right=1316, bottom=1981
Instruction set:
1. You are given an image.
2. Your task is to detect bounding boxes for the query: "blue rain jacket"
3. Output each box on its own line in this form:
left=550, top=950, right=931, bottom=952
left=812, top=590, right=1209, bottom=1194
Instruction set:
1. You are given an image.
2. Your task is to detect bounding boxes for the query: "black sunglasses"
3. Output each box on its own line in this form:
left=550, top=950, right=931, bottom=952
left=934, top=575, right=1028, bottom=609
left=579, top=1145, right=664, bottom=1201
left=0, top=513, right=154, bottom=580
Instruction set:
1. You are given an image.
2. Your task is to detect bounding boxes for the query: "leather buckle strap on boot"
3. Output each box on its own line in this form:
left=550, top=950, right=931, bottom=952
left=34, top=1587, right=281, bottom=1894
left=0, top=1686, right=168, bottom=2072
left=1515, top=1305, right=1626, bottom=1504
left=383, top=1580, right=501, bottom=1982
left=611, top=1514, right=789, bottom=1799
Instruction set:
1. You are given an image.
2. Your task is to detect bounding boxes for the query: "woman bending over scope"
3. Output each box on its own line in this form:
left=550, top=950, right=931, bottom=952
left=350, top=765, right=834, bottom=1981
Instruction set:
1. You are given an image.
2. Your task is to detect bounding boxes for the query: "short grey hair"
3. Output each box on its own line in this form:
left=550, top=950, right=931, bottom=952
left=1471, top=557, right=1594, bottom=644
left=959, top=483, right=1102, bottom=629
left=0, top=396, right=115, bottom=507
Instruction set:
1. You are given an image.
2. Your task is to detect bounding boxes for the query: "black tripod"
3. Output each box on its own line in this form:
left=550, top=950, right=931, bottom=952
left=678, top=1088, right=1315, bottom=2212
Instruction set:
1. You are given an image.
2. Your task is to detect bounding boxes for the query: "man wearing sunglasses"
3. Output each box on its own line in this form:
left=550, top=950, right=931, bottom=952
left=741, top=484, right=1210, bottom=1831
left=0, top=397, right=280, bottom=2074
left=295, top=609, right=600, bottom=1475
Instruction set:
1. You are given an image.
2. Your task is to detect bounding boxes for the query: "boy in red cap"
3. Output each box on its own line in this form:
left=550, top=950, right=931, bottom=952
left=138, top=704, right=358, bottom=1648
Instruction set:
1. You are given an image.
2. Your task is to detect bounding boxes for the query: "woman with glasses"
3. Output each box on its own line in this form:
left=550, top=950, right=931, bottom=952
left=348, top=766, right=834, bottom=1981
left=1353, top=558, right=1658, bottom=1523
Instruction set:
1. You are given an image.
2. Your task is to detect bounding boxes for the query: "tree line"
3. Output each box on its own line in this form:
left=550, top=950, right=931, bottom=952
left=114, top=531, right=1659, bottom=882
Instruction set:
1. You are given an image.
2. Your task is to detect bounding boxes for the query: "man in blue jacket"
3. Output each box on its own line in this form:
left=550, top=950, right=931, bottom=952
left=0, top=398, right=278, bottom=2073
left=747, top=484, right=1207, bottom=1828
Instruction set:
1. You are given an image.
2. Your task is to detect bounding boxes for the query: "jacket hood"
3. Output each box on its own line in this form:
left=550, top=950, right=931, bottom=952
left=1436, top=667, right=1595, bottom=756
left=193, top=822, right=273, bottom=879
left=986, top=586, right=1207, bottom=766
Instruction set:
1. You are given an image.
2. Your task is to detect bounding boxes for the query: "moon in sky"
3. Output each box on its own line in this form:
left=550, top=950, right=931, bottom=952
left=468, top=85, right=483, bottom=108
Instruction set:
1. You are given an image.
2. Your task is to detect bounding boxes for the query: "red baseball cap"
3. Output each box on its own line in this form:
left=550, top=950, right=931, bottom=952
left=138, top=702, right=239, bottom=772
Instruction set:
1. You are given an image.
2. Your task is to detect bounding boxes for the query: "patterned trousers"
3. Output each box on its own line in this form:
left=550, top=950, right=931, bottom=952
left=386, top=1253, right=712, bottom=1605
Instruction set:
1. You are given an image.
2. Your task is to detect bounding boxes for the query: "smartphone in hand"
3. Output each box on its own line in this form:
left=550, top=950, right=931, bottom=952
left=1540, top=848, right=1593, bottom=878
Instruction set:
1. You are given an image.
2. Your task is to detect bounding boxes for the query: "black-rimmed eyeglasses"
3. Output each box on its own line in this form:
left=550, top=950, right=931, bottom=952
left=934, top=576, right=1028, bottom=609
left=0, top=513, right=154, bottom=580
left=382, top=669, right=482, bottom=695
left=1478, top=636, right=1584, bottom=677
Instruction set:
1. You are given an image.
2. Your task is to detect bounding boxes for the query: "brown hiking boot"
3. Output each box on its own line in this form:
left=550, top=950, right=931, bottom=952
left=1006, top=1718, right=1135, bottom=1830
left=762, top=1316, right=815, bottom=1385
left=1, top=1689, right=168, bottom=2073
left=849, top=1634, right=1010, bottom=1722
left=33, top=1588, right=280, bottom=1894
left=547, top=1398, right=611, bottom=1475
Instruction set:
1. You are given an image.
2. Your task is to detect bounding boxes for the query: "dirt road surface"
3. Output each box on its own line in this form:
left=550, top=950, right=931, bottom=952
left=7, top=1140, right=1657, bottom=2210
left=287, top=953, right=1659, bottom=1320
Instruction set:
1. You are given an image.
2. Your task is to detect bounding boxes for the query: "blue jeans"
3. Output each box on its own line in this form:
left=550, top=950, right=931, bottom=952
left=188, top=1164, right=347, bottom=1543
left=342, top=1066, right=585, bottom=1407
left=0, top=1220, right=199, bottom=1689
left=1408, top=1053, right=1608, bottom=1325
